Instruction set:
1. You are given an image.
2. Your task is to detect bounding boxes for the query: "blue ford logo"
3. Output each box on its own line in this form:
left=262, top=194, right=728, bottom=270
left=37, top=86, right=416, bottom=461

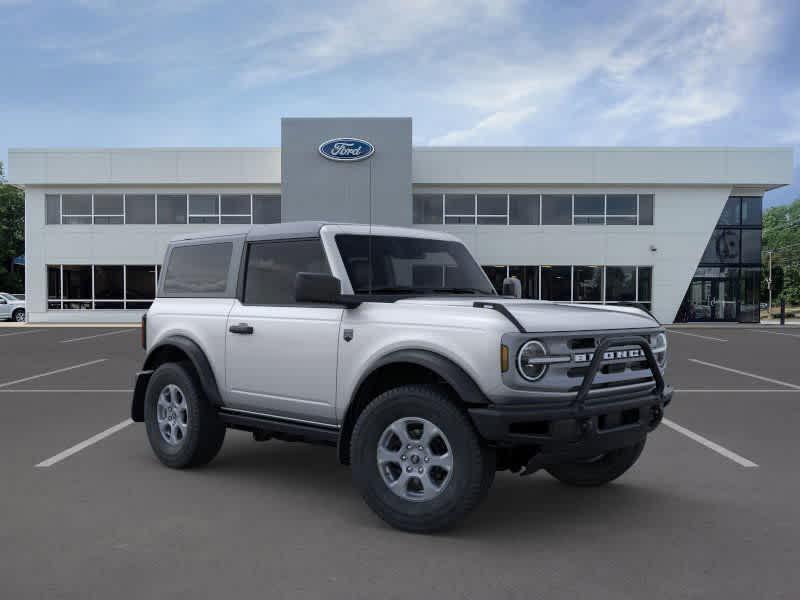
left=318, top=138, right=375, bottom=162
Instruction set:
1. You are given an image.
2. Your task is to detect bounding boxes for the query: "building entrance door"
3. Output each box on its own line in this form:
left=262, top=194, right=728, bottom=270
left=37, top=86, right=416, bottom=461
left=684, top=277, right=738, bottom=321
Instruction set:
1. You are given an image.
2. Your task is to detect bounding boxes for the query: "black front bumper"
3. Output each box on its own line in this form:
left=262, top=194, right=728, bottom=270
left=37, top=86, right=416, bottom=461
left=468, top=334, right=672, bottom=458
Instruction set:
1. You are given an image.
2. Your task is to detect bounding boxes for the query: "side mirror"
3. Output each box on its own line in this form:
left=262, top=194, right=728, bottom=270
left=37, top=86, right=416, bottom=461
left=295, top=272, right=361, bottom=308
left=296, top=272, right=342, bottom=304
left=502, top=277, right=522, bottom=298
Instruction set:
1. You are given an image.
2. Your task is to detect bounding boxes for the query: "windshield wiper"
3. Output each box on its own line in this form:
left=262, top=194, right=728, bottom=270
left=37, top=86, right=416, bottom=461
left=432, top=287, right=488, bottom=295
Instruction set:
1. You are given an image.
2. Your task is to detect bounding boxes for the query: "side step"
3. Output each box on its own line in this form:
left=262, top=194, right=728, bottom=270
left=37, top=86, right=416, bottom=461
left=218, top=408, right=339, bottom=446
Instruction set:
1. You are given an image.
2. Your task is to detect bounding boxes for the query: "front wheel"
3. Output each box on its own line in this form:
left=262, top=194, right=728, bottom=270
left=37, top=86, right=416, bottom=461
left=12, top=309, right=25, bottom=322
left=545, top=439, right=646, bottom=487
left=144, top=362, right=226, bottom=469
left=350, top=384, right=495, bottom=533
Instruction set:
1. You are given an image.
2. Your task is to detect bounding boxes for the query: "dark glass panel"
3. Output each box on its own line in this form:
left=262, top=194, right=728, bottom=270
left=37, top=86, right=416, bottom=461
left=476, top=194, right=507, bottom=215
left=573, top=266, right=602, bottom=301
left=412, top=194, right=443, bottom=224
left=244, top=240, right=330, bottom=305
left=93, top=266, right=123, bottom=299
left=482, top=266, right=507, bottom=294
left=62, top=265, right=92, bottom=299
left=125, top=194, right=155, bottom=224
left=540, top=266, right=571, bottom=301
left=47, top=266, right=61, bottom=299
left=605, top=266, right=636, bottom=301
left=606, top=194, right=636, bottom=215
left=717, top=197, right=741, bottom=226
left=509, top=194, right=540, bottom=225
left=638, top=194, right=654, bottom=225
left=163, top=243, right=232, bottom=295
left=46, top=194, right=61, bottom=224
left=701, top=229, right=740, bottom=263
left=509, top=266, right=539, bottom=299
left=741, top=196, right=762, bottom=226
left=541, top=195, right=572, bottom=225
left=253, top=194, right=281, bottom=224
left=126, top=265, right=157, bottom=300
left=157, top=194, right=188, bottom=224
left=637, top=266, right=652, bottom=302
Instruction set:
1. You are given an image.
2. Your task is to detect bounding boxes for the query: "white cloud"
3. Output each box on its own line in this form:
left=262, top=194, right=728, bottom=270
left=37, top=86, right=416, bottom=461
left=429, top=107, right=536, bottom=145
left=428, top=0, right=779, bottom=144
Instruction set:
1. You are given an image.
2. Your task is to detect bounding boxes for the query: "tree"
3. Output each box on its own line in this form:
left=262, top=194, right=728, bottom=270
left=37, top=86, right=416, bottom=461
left=0, top=161, right=25, bottom=293
left=762, top=197, right=800, bottom=305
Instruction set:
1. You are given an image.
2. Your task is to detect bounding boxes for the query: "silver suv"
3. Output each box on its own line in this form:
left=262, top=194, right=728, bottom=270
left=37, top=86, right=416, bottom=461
left=131, top=222, right=671, bottom=532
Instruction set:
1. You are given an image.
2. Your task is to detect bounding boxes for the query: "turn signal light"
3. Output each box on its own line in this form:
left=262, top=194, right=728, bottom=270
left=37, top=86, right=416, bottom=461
left=500, top=344, right=509, bottom=372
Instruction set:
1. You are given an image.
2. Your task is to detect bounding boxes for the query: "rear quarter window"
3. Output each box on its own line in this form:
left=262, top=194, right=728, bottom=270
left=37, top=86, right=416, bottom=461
left=162, top=242, right=234, bottom=296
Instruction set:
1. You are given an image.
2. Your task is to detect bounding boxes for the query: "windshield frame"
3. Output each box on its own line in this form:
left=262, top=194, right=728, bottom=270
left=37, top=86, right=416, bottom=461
left=333, top=233, right=497, bottom=299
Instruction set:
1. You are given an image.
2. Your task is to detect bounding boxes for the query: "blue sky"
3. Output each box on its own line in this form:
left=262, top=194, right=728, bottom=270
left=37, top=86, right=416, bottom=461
left=1, top=0, right=798, bottom=207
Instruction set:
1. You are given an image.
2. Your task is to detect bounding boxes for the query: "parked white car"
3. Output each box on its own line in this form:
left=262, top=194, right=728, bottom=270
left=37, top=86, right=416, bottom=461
left=131, top=222, right=671, bottom=532
left=0, top=293, right=26, bottom=322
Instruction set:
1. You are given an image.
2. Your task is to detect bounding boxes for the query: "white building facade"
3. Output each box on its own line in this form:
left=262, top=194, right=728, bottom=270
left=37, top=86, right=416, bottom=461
left=9, top=118, right=793, bottom=324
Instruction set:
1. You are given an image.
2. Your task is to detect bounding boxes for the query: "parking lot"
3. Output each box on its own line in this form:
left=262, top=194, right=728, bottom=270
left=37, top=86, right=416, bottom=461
left=1, top=324, right=798, bottom=599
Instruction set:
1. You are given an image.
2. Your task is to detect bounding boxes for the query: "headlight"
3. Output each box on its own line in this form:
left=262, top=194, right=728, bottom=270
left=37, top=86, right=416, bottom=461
left=652, top=332, right=667, bottom=367
left=517, top=340, right=548, bottom=381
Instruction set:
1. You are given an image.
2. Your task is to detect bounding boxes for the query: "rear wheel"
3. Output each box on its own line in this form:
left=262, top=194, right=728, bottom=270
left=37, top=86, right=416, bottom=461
left=545, top=439, right=646, bottom=487
left=350, top=384, right=495, bottom=533
left=144, top=362, right=225, bottom=469
left=12, top=309, right=25, bottom=322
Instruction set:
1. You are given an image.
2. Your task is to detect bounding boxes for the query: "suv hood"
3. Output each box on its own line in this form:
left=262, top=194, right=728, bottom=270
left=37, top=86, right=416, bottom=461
left=394, top=297, right=659, bottom=332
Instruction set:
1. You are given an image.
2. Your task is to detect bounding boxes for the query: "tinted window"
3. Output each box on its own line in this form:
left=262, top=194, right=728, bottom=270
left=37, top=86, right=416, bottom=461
left=477, top=194, right=507, bottom=224
left=717, top=197, right=740, bottom=226
left=606, top=195, right=636, bottom=215
left=638, top=194, right=654, bottom=225
left=46, top=194, right=60, bottom=224
left=541, top=195, right=571, bottom=225
left=509, top=194, right=539, bottom=225
left=126, top=265, right=157, bottom=299
left=741, top=196, right=762, bottom=226
left=221, top=194, right=250, bottom=224
left=157, top=194, right=187, bottom=224
left=94, top=266, right=123, bottom=299
left=605, top=266, right=635, bottom=301
left=702, top=229, right=740, bottom=263
left=62, top=194, right=92, bottom=224
left=444, top=194, right=475, bottom=224
left=573, top=266, right=602, bottom=301
left=189, top=194, right=219, bottom=223
left=47, top=265, right=61, bottom=299
left=125, top=194, right=155, bottom=224
left=740, top=229, right=761, bottom=263
left=244, top=240, right=329, bottom=305
left=482, top=266, right=507, bottom=294
left=94, top=194, right=124, bottom=224
left=637, top=267, right=652, bottom=302
left=336, top=235, right=494, bottom=295
left=253, top=194, right=281, bottom=224
left=163, top=242, right=233, bottom=295
left=413, top=194, right=443, bottom=224
left=63, top=265, right=92, bottom=299
left=541, top=266, right=571, bottom=300
left=508, top=265, right=539, bottom=299
left=573, top=195, right=604, bottom=225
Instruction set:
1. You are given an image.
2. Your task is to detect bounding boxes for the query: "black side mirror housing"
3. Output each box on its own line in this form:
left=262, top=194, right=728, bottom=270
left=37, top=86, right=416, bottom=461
left=295, top=272, right=360, bottom=308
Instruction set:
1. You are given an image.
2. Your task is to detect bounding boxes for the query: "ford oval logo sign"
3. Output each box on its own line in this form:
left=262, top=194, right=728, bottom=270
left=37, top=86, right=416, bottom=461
left=318, top=138, right=375, bottom=162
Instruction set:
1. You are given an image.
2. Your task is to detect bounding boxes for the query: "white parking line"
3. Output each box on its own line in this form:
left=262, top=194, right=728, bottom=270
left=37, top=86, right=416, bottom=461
left=0, top=359, right=107, bottom=388
left=35, top=419, right=133, bottom=468
left=747, top=329, right=800, bottom=339
left=0, top=329, right=44, bottom=338
left=60, top=329, right=137, bottom=343
left=662, top=418, right=758, bottom=468
left=0, top=389, right=132, bottom=393
left=666, top=330, right=728, bottom=342
left=689, top=358, right=800, bottom=390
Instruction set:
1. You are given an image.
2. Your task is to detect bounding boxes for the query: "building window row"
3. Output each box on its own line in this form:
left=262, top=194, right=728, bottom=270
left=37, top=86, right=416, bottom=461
left=45, top=193, right=281, bottom=225
left=414, top=193, right=654, bottom=226
left=47, top=264, right=160, bottom=310
left=482, top=264, right=652, bottom=307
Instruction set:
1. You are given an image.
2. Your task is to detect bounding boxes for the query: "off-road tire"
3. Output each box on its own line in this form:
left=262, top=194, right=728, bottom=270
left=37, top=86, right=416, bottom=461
left=545, top=439, right=646, bottom=487
left=350, top=384, right=495, bottom=533
left=144, top=361, right=225, bottom=469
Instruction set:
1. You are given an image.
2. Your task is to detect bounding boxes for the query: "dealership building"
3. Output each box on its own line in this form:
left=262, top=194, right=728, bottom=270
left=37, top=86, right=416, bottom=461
left=8, top=117, right=794, bottom=324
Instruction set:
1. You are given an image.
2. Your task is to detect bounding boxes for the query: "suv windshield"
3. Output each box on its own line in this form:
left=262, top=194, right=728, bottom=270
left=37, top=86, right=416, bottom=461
left=335, top=234, right=496, bottom=296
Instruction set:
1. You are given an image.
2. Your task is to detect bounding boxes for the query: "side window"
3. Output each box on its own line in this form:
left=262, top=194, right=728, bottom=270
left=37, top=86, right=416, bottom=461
left=244, top=240, right=330, bottom=305
left=162, top=242, right=233, bottom=295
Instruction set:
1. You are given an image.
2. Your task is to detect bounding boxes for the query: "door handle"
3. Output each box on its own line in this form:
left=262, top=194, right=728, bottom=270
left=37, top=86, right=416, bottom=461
left=229, top=323, right=254, bottom=335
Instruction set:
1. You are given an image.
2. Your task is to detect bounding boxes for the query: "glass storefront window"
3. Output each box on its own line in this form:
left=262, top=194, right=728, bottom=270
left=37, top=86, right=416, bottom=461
left=606, top=266, right=636, bottom=302
left=740, top=229, right=762, bottom=263
left=739, top=267, right=760, bottom=323
left=541, top=266, right=571, bottom=301
left=717, top=197, right=741, bottom=225
left=573, top=266, right=602, bottom=301
left=508, top=266, right=539, bottom=299
left=702, top=229, right=741, bottom=263
left=741, top=197, right=762, bottom=226
left=482, top=266, right=507, bottom=295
